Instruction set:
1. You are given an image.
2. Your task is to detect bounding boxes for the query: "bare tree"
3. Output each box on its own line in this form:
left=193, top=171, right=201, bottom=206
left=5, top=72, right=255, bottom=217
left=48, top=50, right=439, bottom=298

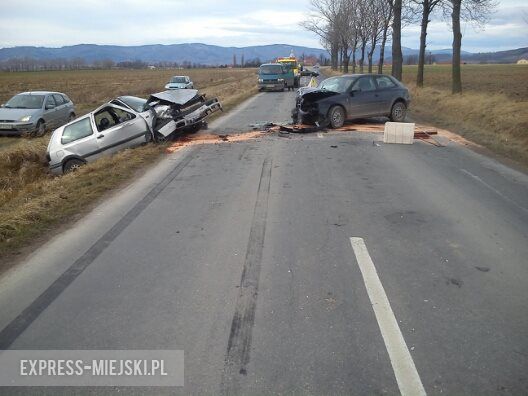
left=445, top=0, right=496, bottom=93
left=366, top=1, right=383, bottom=73
left=301, top=0, right=344, bottom=70
left=389, top=0, right=404, bottom=80
left=411, top=0, right=444, bottom=86
left=378, top=0, right=394, bottom=73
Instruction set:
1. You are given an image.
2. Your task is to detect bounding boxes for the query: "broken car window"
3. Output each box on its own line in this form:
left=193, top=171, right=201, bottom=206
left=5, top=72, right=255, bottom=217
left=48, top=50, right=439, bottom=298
left=94, top=107, right=135, bottom=132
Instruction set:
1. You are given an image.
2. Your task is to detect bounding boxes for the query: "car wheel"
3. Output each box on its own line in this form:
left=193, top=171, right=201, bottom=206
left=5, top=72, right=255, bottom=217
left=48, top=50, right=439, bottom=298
left=35, top=120, right=47, bottom=137
left=186, top=123, right=202, bottom=134
left=390, top=101, right=407, bottom=122
left=69, top=113, right=76, bottom=122
left=328, top=106, right=345, bottom=129
left=63, top=158, right=85, bottom=173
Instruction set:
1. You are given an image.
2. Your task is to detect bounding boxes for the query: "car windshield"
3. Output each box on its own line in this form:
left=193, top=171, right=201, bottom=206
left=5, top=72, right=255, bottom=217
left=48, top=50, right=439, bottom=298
left=170, top=77, right=187, bottom=83
left=117, top=96, right=148, bottom=112
left=318, top=77, right=356, bottom=93
left=260, top=65, right=283, bottom=75
left=5, top=94, right=45, bottom=109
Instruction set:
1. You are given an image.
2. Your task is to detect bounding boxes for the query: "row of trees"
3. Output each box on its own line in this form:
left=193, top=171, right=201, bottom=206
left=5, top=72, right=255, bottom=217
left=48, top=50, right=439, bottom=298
left=0, top=58, right=236, bottom=72
left=302, top=0, right=496, bottom=93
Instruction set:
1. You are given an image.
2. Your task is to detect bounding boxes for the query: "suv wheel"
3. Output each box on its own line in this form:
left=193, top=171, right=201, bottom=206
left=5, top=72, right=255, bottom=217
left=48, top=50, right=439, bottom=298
left=328, top=106, right=345, bottom=129
left=390, top=101, right=407, bottom=122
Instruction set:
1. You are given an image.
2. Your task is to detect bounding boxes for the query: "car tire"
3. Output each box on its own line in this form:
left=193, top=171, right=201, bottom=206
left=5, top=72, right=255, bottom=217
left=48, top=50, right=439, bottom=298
left=186, top=123, right=202, bottom=134
left=328, top=106, right=345, bottom=129
left=63, top=158, right=85, bottom=173
left=390, top=101, right=407, bottom=122
left=34, top=120, right=47, bottom=138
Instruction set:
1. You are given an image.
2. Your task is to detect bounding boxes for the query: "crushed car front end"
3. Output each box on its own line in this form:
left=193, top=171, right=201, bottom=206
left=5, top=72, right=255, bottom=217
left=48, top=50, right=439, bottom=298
left=292, top=89, right=339, bottom=126
left=147, top=89, right=222, bottom=138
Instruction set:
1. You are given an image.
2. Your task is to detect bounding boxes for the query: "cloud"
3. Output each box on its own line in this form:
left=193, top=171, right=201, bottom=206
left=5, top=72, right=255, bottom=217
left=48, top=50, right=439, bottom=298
left=0, top=0, right=526, bottom=52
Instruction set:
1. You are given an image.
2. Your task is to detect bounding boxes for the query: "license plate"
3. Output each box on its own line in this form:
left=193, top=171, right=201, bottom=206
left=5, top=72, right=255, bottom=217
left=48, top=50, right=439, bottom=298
left=0, top=124, right=13, bottom=129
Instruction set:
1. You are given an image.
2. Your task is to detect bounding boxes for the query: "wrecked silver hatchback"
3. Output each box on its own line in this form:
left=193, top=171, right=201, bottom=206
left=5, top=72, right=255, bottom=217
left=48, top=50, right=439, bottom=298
left=47, top=90, right=222, bottom=174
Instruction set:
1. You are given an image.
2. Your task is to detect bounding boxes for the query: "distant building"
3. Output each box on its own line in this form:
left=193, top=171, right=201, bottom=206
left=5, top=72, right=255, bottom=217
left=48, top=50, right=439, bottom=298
left=148, top=65, right=156, bottom=69
left=517, top=59, right=528, bottom=64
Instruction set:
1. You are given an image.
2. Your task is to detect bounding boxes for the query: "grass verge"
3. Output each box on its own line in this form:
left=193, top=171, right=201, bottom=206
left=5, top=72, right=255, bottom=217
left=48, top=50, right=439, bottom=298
left=0, top=69, right=258, bottom=270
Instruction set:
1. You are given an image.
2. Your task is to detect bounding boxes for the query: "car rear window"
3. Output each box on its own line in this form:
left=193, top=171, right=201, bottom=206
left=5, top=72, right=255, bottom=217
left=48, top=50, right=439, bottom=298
left=376, top=76, right=397, bottom=89
left=53, top=94, right=65, bottom=105
left=61, top=117, right=93, bottom=144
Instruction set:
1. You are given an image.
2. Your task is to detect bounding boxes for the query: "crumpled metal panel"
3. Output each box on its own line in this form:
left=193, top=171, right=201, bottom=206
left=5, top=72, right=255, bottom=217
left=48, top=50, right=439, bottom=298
left=148, top=89, right=199, bottom=105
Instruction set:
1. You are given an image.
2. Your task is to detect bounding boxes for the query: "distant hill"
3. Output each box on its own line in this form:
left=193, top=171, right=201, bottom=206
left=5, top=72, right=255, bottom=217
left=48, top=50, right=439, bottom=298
left=0, top=43, right=525, bottom=65
left=0, top=43, right=329, bottom=65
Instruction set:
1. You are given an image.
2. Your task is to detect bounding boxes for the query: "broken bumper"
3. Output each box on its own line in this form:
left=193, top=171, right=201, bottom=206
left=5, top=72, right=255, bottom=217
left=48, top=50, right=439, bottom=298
left=292, top=105, right=323, bottom=125
left=156, top=98, right=222, bottom=138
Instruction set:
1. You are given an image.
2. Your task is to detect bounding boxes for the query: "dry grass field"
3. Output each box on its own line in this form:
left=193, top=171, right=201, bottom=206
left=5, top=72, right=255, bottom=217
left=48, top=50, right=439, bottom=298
left=325, top=64, right=528, bottom=166
left=0, top=68, right=258, bottom=266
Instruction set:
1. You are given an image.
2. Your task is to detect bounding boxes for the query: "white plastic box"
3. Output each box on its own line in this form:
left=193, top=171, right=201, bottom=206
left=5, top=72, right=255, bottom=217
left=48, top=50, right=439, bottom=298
left=383, top=122, right=415, bottom=144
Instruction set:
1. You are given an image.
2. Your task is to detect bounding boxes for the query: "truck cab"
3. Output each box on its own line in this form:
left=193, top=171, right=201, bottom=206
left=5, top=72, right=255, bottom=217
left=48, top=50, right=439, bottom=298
left=258, top=63, right=287, bottom=92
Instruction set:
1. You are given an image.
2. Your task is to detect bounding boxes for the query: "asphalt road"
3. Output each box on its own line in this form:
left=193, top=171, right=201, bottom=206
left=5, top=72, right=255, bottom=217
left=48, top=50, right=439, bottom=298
left=0, top=77, right=527, bottom=394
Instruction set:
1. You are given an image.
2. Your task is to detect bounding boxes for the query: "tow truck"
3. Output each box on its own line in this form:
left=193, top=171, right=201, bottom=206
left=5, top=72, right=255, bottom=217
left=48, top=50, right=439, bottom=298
left=277, top=54, right=301, bottom=88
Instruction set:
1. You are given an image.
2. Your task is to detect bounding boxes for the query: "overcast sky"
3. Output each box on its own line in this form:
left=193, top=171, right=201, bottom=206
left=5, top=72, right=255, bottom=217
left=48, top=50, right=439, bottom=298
left=0, top=0, right=526, bottom=52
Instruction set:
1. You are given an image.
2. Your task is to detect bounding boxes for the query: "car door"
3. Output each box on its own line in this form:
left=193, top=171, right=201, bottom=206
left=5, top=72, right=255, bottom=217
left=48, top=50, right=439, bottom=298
left=92, top=105, right=147, bottom=155
left=43, top=95, right=59, bottom=128
left=52, top=94, right=69, bottom=126
left=346, top=76, right=379, bottom=118
left=374, top=75, right=399, bottom=114
left=59, top=115, right=101, bottom=162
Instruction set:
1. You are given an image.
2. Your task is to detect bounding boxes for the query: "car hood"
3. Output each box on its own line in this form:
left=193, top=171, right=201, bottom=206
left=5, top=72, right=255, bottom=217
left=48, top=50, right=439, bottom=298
left=148, top=89, right=199, bottom=105
left=165, top=83, right=188, bottom=89
left=0, top=107, right=40, bottom=121
left=299, top=89, right=340, bottom=102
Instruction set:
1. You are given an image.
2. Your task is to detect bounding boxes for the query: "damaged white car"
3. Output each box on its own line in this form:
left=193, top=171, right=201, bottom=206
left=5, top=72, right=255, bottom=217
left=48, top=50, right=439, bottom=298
left=47, top=89, right=222, bottom=174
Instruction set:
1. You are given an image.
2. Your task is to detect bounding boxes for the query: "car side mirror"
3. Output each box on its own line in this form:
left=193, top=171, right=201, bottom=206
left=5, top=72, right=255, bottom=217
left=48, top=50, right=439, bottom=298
left=45, top=104, right=55, bottom=110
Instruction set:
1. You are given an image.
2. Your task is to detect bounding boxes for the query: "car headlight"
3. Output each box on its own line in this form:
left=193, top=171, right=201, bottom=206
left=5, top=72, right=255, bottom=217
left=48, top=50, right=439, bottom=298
left=278, top=78, right=284, bottom=82
left=19, top=115, right=32, bottom=122
left=258, top=79, right=263, bottom=83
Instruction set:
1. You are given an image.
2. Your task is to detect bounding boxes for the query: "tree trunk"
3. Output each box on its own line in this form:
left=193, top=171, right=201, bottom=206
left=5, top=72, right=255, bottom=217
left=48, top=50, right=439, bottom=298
left=417, top=4, right=430, bottom=87
left=352, top=40, right=358, bottom=73
left=331, top=41, right=339, bottom=71
left=368, top=49, right=374, bottom=73
left=343, top=46, right=350, bottom=73
left=391, top=0, right=403, bottom=81
left=451, top=0, right=462, bottom=93
left=360, top=39, right=366, bottom=73
left=378, top=26, right=389, bottom=74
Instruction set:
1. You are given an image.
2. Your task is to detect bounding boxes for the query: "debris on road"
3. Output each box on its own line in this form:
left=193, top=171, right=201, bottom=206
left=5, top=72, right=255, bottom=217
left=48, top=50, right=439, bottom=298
left=165, top=131, right=267, bottom=153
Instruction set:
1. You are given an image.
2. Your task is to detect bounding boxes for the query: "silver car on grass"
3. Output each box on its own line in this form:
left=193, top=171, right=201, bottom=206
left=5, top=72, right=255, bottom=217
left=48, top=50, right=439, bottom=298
left=164, top=76, right=194, bottom=89
left=0, top=91, right=76, bottom=137
left=47, top=90, right=222, bottom=174
left=47, top=97, right=153, bottom=174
